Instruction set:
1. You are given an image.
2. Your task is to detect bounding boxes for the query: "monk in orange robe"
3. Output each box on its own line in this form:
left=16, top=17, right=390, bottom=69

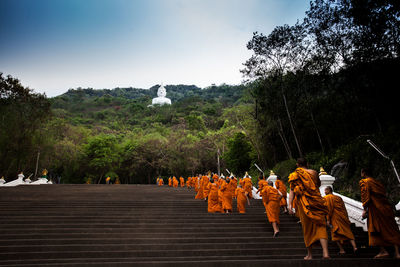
left=219, top=176, right=233, bottom=213
left=257, top=175, right=267, bottom=192
left=172, top=176, right=179, bottom=188
left=256, top=175, right=268, bottom=210
left=192, top=175, right=198, bottom=189
left=360, top=168, right=400, bottom=259
left=193, top=176, right=199, bottom=192
left=239, top=177, right=244, bottom=187
left=235, top=185, right=250, bottom=213
left=242, top=172, right=253, bottom=199
left=204, top=174, right=222, bottom=213
left=227, top=175, right=237, bottom=199
left=158, top=178, right=164, bottom=186
left=180, top=176, right=185, bottom=187
left=288, top=158, right=329, bottom=260
left=186, top=177, right=191, bottom=188
left=168, top=177, right=172, bottom=187
left=195, top=175, right=208, bottom=200
left=324, top=186, right=357, bottom=254
left=275, top=177, right=288, bottom=213
left=261, top=181, right=282, bottom=237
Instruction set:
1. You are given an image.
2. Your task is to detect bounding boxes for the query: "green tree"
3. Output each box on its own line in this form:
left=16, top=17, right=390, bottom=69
left=223, top=132, right=253, bottom=176
left=83, top=134, right=120, bottom=183
left=0, top=73, right=51, bottom=178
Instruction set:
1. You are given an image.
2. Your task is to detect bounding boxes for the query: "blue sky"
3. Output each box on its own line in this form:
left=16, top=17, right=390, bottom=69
left=0, top=0, right=310, bottom=97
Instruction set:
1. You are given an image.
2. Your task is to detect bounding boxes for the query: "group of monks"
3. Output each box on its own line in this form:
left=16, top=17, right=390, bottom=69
left=156, top=158, right=400, bottom=260
left=288, top=158, right=400, bottom=260
left=157, top=171, right=289, bottom=238
left=156, top=176, right=186, bottom=188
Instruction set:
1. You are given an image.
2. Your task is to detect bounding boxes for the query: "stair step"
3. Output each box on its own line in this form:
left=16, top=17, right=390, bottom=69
left=0, top=184, right=377, bottom=265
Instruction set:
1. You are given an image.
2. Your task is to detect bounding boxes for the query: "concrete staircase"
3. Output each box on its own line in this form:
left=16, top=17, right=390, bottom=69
left=0, top=184, right=397, bottom=266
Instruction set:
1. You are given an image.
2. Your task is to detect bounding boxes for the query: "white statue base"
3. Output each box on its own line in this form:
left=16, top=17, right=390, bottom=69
left=31, top=178, right=49, bottom=185
left=267, top=174, right=277, bottom=188
left=2, top=178, right=25, bottom=187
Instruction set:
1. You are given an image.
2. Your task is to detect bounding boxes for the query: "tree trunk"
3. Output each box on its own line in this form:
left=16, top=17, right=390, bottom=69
left=281, top=91, right=303, bottom=158
left=310, top=111, right=325, bottom=154
left=277, top=117, right=293, bottom=159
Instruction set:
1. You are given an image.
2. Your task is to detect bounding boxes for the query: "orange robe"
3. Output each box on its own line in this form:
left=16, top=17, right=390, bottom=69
left=261, top=185, right=281, bottom=224
left=172, top=177, right=179, bottom=188
left=289, top=167, right=328, bottom=247
left=258, top=180, right=268, bottom=209
left=192, top=177, right=198, bottom=189
left=204, top=182, right=222, bottom=213
left=193, top=177, right=199, bottom=191
left=180, top=177, right=185, bottom=187
left=258, top=179, right=267, bottom=191
left=220, top=180, right=233, bottom=211
left=158, top=178, right=164, bottom=186
left=195, top=176, right=208, bottom=199
left=168, top=178, right=172, bottom=187
left=235, top=187, right=248, bottom=213
left=275, top=179, right=287, bottom=207
left=324, top=193, right=354, bottom=242
left=243, top=177, right=253, bottom=199
left=228, top=178, right=237, bottom=191
left=360, top=177, right=400, bottom=246
left=186, top=177, right=191, bottom=188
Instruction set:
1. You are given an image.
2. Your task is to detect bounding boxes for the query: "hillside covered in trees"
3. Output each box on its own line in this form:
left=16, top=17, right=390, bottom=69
left=1, top=0, right=399, bottom=202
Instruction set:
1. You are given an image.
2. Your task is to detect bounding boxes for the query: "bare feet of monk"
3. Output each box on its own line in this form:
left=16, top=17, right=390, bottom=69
left=304, top=254, right=312, bottom=260
left=273, top=231, right=279, bottom=238
left=374, top=252, right=389, bottom=258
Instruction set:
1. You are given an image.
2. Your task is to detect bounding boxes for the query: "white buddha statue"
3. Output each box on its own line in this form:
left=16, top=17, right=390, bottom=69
left=151, top=84, right=171, bottom=106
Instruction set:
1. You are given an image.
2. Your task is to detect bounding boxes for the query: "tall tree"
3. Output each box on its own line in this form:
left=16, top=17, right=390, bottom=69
left=0, top=73, right=50, bottom=178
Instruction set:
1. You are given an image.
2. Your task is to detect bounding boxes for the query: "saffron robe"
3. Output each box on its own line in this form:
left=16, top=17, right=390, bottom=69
left=235, top=187, right=248, bottom=213
left=360, top=177, right=400, bottom=246
left=261, top=185, right=281, bottom=224
left=205, top=182, right=222, bottom=213
left=180, top=177, right=185, bottom=187
left=289, top=167, right=328, bottom=247
left=158, top=178, right=164, bottom=186
left=228, top=178, right=238, bottom=194
left=168, top=178, right=172, bottom=187
left=195, top=176, right=208, bottom=199
left=220, top=180, right=233, bottom=211
left=258, top=179, right=267, bottom=191
left=324, top=193, right=354, bottom=242
left=275, top=179, right=287, bottom=207
left=243, top=177, right=253, bottom=199
left=172, top=177, right=179, bottom=188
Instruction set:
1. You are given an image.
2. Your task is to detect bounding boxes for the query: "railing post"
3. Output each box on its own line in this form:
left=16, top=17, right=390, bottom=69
left=319, top=167, right=335, bottom=196
left=267, top=170, right=277, bottom=189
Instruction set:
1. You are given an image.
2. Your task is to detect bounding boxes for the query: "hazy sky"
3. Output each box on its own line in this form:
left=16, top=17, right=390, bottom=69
left=0, top=0, right=310, bottom=97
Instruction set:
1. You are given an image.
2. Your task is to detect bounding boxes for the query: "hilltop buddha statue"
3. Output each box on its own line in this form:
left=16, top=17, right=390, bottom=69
left=151, top=84, right=171, bottom=106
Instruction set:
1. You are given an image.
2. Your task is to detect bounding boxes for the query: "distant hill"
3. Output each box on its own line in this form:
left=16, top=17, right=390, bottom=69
left=55, top=84, right=245, bottom=104
left=49, top=83, right=248, bottom=130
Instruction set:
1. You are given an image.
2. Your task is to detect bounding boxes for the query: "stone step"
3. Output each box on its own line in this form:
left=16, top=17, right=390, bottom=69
left=0, top=237, right=307, bottom=245
left=2, top=256, right=396, bottom=267
left=0, top=247, right=376, bottom=260
left=0, top=184, right=378, bottom=266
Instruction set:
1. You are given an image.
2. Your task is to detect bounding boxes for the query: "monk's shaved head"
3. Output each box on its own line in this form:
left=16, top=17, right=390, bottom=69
left=325, top=186, right=333, bottom=194
left=297, top=158, right=308, bottom=167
